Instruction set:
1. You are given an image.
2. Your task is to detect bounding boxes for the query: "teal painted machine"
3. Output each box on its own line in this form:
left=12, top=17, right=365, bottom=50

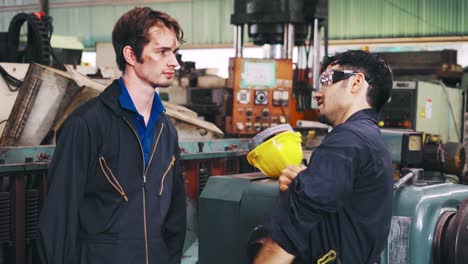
left=199, top=174, right=277, bottom=264
left=199, top=130, right=468, bottom=264
left=382, top=183, right=468, bottom=264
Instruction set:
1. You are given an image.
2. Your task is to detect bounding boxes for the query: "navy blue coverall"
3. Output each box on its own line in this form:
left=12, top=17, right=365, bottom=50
left=37, top=80, right=186, bottom=264
left=266, top=109, right=393, bottom=264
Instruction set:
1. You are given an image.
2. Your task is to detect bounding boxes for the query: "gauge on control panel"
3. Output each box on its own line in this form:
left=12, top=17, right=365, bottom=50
left=408, top=135, right=422, bottom=151
left=254, top=90, right=268, bottom=105
left=273, top=90, right=289, bottom=106
left=237, top=90, right=251, bottom=104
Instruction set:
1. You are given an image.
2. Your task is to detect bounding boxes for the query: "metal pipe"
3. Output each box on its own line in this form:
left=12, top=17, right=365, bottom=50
left=263, top=44, right=282, bottom=59
left=263, top=44, right=272, bottom=59
left=283, top=23, right=294, bottom=59
left=461, top=90, right=466, bottom=143
left=282, top=24, right=289, bottom=59
left=394, top=171, right=416, bottom=190
left=393, top=168, right=425, bottom=190
left=286, top=23, right=294, bottom=59
left=234, top=25, right=244, bottom=58
left=312, top=18, right=321, bottom=91
left=324, top=18, right=329, bottom=57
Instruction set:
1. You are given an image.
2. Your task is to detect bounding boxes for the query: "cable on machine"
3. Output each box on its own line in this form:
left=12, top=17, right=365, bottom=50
left=7, top=12, right=53, bottom=66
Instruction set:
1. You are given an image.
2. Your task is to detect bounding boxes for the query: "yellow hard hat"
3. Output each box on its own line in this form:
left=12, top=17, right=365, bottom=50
left=247, top=124, right=303, bottom=178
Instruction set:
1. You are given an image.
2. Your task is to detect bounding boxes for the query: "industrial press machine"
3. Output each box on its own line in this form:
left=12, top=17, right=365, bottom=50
left=225, top=0, right=328, bottom=135
left=226, top=58, right=293, bottom=134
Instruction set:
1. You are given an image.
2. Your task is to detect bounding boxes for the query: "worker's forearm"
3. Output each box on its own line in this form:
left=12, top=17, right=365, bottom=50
left=254, top=238, right=295, bottom=264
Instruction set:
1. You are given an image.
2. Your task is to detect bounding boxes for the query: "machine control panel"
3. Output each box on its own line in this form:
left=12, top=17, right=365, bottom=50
left=379, top=82, right=416, bottom=129
left=226, top=58, right=293, bottom=135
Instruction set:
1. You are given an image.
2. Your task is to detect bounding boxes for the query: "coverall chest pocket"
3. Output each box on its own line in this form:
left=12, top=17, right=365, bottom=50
left=156, top=155, right=176, bottom=219
left=98, top=155, right=128, bottom=202
left=79, top=155, right=127, bottom=236
left=158, top=155, right=176, bottom=197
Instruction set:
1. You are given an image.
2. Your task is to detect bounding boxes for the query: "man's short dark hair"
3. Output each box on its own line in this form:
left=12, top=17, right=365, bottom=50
left=112, top=7, right=184, bottom=72
left=322, top=50, right=393, bottom=112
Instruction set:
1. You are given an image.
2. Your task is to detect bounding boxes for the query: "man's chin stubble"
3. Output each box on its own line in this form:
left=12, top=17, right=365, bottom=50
left=318, top=114, right=333, bottom=126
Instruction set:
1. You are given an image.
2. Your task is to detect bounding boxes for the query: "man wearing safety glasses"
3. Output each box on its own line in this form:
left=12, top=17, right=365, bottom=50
left=255, top=50, right=394, bottom=264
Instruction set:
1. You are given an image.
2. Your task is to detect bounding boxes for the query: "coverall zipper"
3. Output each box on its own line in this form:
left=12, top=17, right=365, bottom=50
left=123, top=117, right=165, bottom=264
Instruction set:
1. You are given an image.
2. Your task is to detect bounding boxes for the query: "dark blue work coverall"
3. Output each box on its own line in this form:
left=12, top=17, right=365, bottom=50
left=266, top=109, right=393, bottom=264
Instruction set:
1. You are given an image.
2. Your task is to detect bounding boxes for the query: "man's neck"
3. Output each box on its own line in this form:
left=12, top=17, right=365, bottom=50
left=334, top=104, right=370, bottom=126
left=122, top=73, right=155, bottom=122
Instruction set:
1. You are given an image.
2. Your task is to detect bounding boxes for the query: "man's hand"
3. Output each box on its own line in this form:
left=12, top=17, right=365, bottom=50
left=254, top=238, right=295, bottom=264
left=278, top=165, right=307, bottom=192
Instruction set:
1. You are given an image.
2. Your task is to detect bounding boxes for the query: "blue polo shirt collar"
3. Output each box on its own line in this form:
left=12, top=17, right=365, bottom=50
left=118, top=78, right=165, bottom=120
left=118, top=77, right=165, bottom=167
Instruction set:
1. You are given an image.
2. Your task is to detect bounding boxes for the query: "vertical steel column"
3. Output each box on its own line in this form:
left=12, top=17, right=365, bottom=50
left=282, top=24, right=288, bottom=59
left=286, top=23, right=294, bottom=59
left=234, top=25, right=244, bottom=58
left=323, top=18, right=329, bottom=58
left=263, top=44, right=283, bottom=59
left=283, top=23, right=295, bottom=59
left=312, top=18, right=321, bottom=91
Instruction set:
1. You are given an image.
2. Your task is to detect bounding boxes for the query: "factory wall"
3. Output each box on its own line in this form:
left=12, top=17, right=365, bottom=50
left=1, top=0, right=468, bottom=48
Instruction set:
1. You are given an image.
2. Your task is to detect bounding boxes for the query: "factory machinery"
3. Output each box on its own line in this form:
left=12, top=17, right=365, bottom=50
left=379, top=81, right=464, bottom=143
left=1, top=2, right=467, bottom=264
left=183, top=0, right=328, bottom=136
left=199, top=130, right=468, bottom=264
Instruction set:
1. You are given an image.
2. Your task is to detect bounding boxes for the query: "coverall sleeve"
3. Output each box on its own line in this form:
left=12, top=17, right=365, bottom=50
left=163, top=140, right=187, bottom=264
left=37, top=115, right=91, bottom=264
left=265, top=130, right=360, bottom=259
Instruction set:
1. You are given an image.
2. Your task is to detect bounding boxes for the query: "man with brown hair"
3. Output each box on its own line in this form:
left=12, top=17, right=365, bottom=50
left=38, top=7, right=186, bottom=264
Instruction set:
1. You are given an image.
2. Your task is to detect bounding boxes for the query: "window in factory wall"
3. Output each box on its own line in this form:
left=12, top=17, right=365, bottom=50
left=178, top=46, right=301, bottom=79
left=178, top=48, right=262, bottom=78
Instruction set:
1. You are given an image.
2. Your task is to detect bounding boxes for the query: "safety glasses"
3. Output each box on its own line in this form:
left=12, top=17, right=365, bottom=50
left=319, top=70, right=359, bottom=91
